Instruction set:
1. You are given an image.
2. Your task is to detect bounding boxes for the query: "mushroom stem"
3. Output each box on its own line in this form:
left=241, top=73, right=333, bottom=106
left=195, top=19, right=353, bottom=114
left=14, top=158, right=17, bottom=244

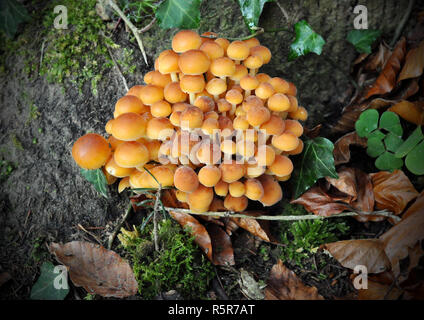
left=230, top=104, right=236, bottom=116
left=189, top=92, right=195, bottom=105
left=170, top=72, right=178, bottom=83
left=281, top=112, right=288, bottom=120
left=249, top=68, right=256, bottom=76
left=244, top=90, right=251, bottom=98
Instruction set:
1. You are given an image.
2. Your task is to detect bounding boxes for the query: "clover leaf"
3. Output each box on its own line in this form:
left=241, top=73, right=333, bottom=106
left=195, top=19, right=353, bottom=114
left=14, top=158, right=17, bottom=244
left=379, top=111, right=403, bottom=136
left=355, top=109, right=379, bottom=138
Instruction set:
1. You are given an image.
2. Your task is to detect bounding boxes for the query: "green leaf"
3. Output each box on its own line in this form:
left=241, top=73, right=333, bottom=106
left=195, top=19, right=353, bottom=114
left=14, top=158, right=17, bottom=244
left=395, top=126, right=424, bottom=158
left=384, top=132, right=404, bottom=152
left=347, top=29, right=381, bottom=54
left=368, top=129, right=385, bottom=141
left=237, top=0, right=274, bottom=32
left=367, top=137, right=385, bottom=158
left=355, top=109, right=379, bottom=138
left=0, top=0, right=30, bottom=38
left=80, top=168, right=109, bottom=198
left=155, top=0, right=202, bottom=29
left=405, top=140, right=424, bottom=175
left=288, top=20, right=325, bottom=61
left=375, top=151, right=404, bottom=171
left=291, top=137, right=338, bottom=199
left=30, top=262, right=69, bottom=300
left=379, top=111, right=403, bottom=136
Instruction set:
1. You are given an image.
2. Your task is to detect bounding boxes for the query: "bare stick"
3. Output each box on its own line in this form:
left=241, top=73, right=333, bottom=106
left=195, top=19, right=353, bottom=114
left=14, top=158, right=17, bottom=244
left=276, top=1, right=289, bottom=22
left=108, top=203, right=133, bottom=249
left=152, top=184, right=162, bottom=252
left=107, top=46, right=129, bottom=92
left=139, top=17, right=157, bottom=33
left=390, top=0, right=415, bottom=47
left=78, top=224, right=102, bottom=245
left=107, top=0, right=149, bottom=65
left=164, top=207, right=400, bottom=223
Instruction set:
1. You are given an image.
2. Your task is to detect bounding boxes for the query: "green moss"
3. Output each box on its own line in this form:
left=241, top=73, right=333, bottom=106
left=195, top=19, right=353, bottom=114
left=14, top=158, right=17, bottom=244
left=0, top=159, right=14, bottom=182
left=120, top=218, right=214, bottom=299
left=10, top=133, right=24, bottom=150
left=31, top=237, right=48, bottom=263
left=278, top=202, right=349, bottom=267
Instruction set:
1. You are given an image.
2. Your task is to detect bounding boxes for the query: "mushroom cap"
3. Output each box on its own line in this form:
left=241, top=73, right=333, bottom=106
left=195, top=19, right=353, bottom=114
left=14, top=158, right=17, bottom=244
left=243, top=55, right=263, bottom=70
left=255, top=82, right=275, bottom=100
left=287, top=82, right=297, bottom=96
left=148, top=165, right=175, bottom=188
left=172, top=102, right=191, bottom=112
left=255, top=145, right=276, bottom=167
left=114, top=141, right=149, bottom=168
left=214, top=38, right=230, bottom=52
left=139, top=85, right=164, bottom=106
left=114, top=95, right=149, bottom=118
left=107, top=136, right=124, bottom=151
left=196, top=140, right=221, bottom=165
left=175, top=189, right=188, bottom=203
left=287, top=95, right=299, bottom=113
left=250, top=45, right=271, bottom=64
left=243, top=37, right=260, bottom=48
left=174, top=165, right=199, bottom=193
left=144, top=70, right=172, bottom=88
left=268, top=154, right=293, bottom=177
left=180, top=105, right=204, bottom=130
left=220, top=160, right=245, bottom=183
left=224, top=194, right=248, bottom=212
left=225, top=89, right=243, bottom=105
left=145, top=139, right=162, bottom=161
left=188, top=184, right=214, bottom=213
left=240, top=129, right=258, bottom=142
left=151, top=100, right=172, bottom=118
left=178, top=50, right=210, bottom=75
left=214, top=180, right=229, bottom=197
left=242, top=95, right=264, bottom=112
left=284, top=119, right=304, bottom=137
left=229, top=64, right=248, bottom=82
left=105, top=119, right=114, bottom=134
left=256, top=73, right=271, bottom=83
left=118, top=176, right=130, bottom=193
left=146, top=117, right=174, bottom=140
left=217, top=98, right=232, bottom=113
left=218, top=115, right=234, bottom=136
left=276, top=174, right=291, bottom=182
left=199, top=41, right=225, bottom=60
left=169, top=111, right=182, bottom=127
left=157, top=50, right=180, bottom=75
left=285, top=138, right=304, bottom=155
left=129, top=169, right=153, bottom=189
left=235, top=105, right=246, bottom=117
left=229, top=181, right=245, bottom=197
left=246, top=162, right=266, bottom=178
left=198, top=165, right=222, bottom=187
left=289, top=106, right=308, bottom=121
left=179, top=74, right=205, bottom=94
left=267, top=93, right=290, bottom=112
left=105, top=155, right=135, bottom=178
left=220, top=139, right=236, bottom=155
left=246, top=105, right=271, bottom=127
left=233, top=115, right=249, bottom=131
left=172, top=30, right=202, bottom=53
left=244, top=178, right=264, bottom=200
left=111, top=112, right=147, bottom=141
left=126, top=85, right=145, bottom=99
left=193, top=95, right=215, bottom=113
left=268, top=77, right=289, bottom=94
left=206, top=78, right=227, bottom=96
left=227, top=40, right=250, bottom=61
left=201, top=117, right=219, bottom=136
left=258, top=174, right=283, bottom=206
left=204, top=110, right=219, bottom=120
left=164, top=82, right=188, bottom=104
left=240, top=75, right=259, bottom=91
left=271, top=132, right=299, bottom=151
left=210, top=57, right=236, bottom=78
left=236, top=139, right=256, bottom=158
left=72, top=133, right=111, bottom=170
left=260, top=114, right=285, bottom=136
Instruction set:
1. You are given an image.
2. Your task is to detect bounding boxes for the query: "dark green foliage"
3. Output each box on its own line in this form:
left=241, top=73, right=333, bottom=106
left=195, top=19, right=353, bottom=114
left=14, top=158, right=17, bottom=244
left=288, top=20, right=325, bottom=61
left=156, top=0, right=202, bottom=29
left=0, top=0, right=30, bottom=39
left=30, top=262, right=69, bottom=300
left=0, top=159, right=14, bottom=182
left=121, top=219, right=214, bottom=299
left=347, top=29, right=381, bottom=54
left=118, top=0, right=158, bottom=24
left=80, top=168, right=109, bottom=198
left=237, top=0, right=274, bottom=32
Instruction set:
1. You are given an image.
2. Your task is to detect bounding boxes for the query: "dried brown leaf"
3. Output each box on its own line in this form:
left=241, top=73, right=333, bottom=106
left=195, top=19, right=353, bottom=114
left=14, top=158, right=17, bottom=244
left=205, top=224, right=235, bottom=266
left=265, top=260, right=324, bottom=300
left=326, top=167, right=357, bottom=202
left=370, top=170, right=419, bottom=215
left=48, top=241, right=138, bottom=298
left=364, top=42, right=392, bottom=72
left=388, top=100, right=424, bottom=125
left=169, top=210, right=213, bottom=262
left=231, top=211, right=272, bottom=242
left=379, top=191, right=424, bottom=277
left=357, top=280, right=403, bottom=300
left=333, top=132, right=367, bottom=166
left=324, top=239, right=391, bottom=274
left=398, top=40, right=424, bottom=82
left=350, top=168, right=377, bottom=222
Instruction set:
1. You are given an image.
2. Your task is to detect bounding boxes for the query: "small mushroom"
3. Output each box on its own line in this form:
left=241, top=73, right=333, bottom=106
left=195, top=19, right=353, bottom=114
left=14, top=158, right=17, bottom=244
left=72, top=133, right=111, bottom=170
left=268, top=154, right=293, bottom=177
left=178, top=49, right=210, bottom=75
left=206, top=78, right=227, bottom=101
left=150, top=100, right=172, bottom=118
left=174, top=165, right=199, bottom=193
left=210, top=57, right=236, bottom=82
left=114, top=141, right=150, bottom=168
left=229, top=181, right=246, bottom=197
left=271, top=132, right=300, bottom=152
left=224, top=194, right=248, bottom=212
left=146, top=117, right=175, bottom=141
left=172, top=30, right=202, bottom=53
left=198, top=165, right=222, bottom=187
left=214, top=180, right=229, bottom=197
left=227, top=40, right=250, bottom=64
left=244, top=178, right=264, bottom=201
left=164, top=82, right=188, bottom=104
left=240, top=75, right=259, bottom=98
left=220, top=160, right=246, bottom=183
left=180, top=74, right=205, bottom=105
left=111, top=112, right=147, bottom=141
left=258, top=174, right=282, bottom=207
left=187, top=184, right=214, bottom=213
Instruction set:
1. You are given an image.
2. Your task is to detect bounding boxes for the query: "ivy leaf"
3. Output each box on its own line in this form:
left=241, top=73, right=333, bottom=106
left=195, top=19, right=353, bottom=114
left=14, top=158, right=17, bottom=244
left=155, top=0, right=202, bottom=29
left=291, top=137, right=338, bottom=199
left=379, top=111, right=403, bottom=136
left=347, top=29, right=381, bottom=54
left=80, top=168, right=109, bottom=198
left=375, top=151, right=403, bottom=171
left=237, top=0, right=274, bottom=33
left=288, top=20, right=325, bottom=61
left=30, top=262, right=69, bottom=300
left=0, top=0, right=30, bottom=38
left=355, top=109, right=379, bottom=138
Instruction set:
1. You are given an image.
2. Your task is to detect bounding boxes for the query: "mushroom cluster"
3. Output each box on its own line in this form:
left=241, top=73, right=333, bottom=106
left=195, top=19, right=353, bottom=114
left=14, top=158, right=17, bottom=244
left=71, top=30, right=308, bottom=213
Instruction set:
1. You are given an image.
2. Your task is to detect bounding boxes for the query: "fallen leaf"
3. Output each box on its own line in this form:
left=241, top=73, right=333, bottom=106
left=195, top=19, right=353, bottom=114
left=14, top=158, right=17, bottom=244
left=388, top=100, right=424, bottom=125
left=379, top=191, right=424, bottom=277
left=48, top=241, right=138, bottom=298
left=398, top=40, right=424, bottom=82
left=350, top=168, right=377, bottom=222
left=324, top=239, right=391, bottom=274
left=370, top=170, right=419, bottom=215
left=333, top=131, right=367, bottom=166
left=30, top=262, right=69, bottom=300
left=265, top=260, right=324, bottom=300
left=392, top=78, right=420, bottom=100
left=363, top=42, right=392, bottom=71
left=205, top=223, right=235, bottom=266
left=303, top=124, right=322, bottom=139
left=231, top=211, right=272, bottom=242
left=326, top=167, right=358, bottom=202
left=363, top=37, right=406, bottom=100
left=357, top=280, right=403, bottom=300
left=168, top=210, right=213, bottom=262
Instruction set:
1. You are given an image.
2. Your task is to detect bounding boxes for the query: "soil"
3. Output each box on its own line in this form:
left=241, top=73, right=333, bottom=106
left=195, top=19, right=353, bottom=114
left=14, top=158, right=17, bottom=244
left=0, top=0, right=422, bottom=300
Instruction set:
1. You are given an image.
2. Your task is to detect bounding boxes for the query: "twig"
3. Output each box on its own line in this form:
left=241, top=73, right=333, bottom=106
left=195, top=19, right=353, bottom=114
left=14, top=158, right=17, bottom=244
left=108, top=203, right=133, bottom=249
left=107, top=0, right=148, bottom=65
left=390, top=0, right=415, bottom=47
left=77, top=224, right=102, bottom=245
left=39, top=40, right=46, bottom=72
left=107, top=46, right=129, bottom=93
left=164, top=207, right=400, bottom=222
left=276, top=1, right=289, bottom=22
left=153, top=184, right=162, bottom=252
left=139, top=17, right=157, bottom=33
